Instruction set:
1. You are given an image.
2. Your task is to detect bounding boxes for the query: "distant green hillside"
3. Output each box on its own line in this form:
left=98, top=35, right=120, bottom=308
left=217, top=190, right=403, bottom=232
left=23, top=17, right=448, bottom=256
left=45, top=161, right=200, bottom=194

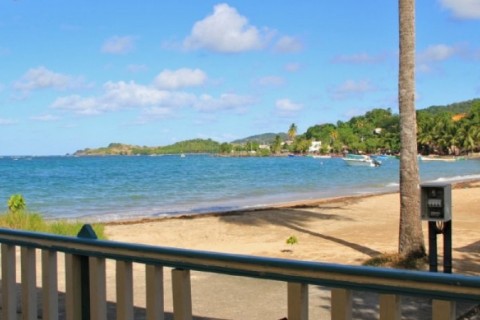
left=74, top=97, right=479, bottom=156
left=419, top=98, right=479, bottom=115
left=231, top=132, right=288, bottom=144
left=74, top=139, right=221, bottom=156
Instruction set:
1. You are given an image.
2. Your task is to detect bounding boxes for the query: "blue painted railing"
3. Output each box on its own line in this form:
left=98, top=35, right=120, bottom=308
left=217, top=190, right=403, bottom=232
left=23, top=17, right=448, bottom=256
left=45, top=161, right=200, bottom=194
left=0, top=225, right=479, bottom=319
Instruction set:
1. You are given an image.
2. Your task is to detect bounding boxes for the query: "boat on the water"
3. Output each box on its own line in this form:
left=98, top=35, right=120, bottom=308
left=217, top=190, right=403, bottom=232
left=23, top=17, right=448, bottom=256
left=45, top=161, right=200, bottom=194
left=419, top=155, right=461, bottom=162
left=310, top=155, right=331, bottom=159
left=343, top=154, right=381, bottom=167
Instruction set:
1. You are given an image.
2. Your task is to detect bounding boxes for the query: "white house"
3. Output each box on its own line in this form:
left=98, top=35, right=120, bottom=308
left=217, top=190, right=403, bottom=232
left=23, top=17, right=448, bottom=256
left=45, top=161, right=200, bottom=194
left=308, top=141, right=322, bottom=153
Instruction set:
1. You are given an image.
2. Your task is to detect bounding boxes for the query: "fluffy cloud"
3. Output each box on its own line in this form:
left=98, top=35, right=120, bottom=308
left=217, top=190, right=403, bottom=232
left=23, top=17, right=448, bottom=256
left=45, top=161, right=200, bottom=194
left=418, top=44, right=459, bottom=62
left=101, top=36, right=135, bottom=54
left=14, top=66, right=78, bottom=92
left=329, top=80, right=376, bottom=100
left=417, top=44, right=462, bottom=73
left=274, top=36, right=303, bottom=53
left=284, top=62, right=301, bottom=72
left=0, top=118, right=16, bottom=125
left=51, top=76, right=253, bottom=117
left=194, top=93, right=255, bottom=112
left=256, top=76, right=285, bottom=87
left=275, top=98, right=303, bottom=116
left=183, top=3, right=264, bottom=53
left=30, top=114, right=60, bottom=122
left=440, top=0, right=480, bottom=19
left=332, top=53, right=386, bottom=64
left=51, top=81, right=196, bottom=115
left=154, top=68, right=207, bottom=90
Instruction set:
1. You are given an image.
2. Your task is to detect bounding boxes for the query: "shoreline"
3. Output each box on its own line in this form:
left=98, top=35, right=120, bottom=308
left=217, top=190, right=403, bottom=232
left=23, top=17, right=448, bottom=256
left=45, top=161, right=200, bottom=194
left=104, top=178, right=480, bottom=227
left=105, top=179, right=480, bottom=274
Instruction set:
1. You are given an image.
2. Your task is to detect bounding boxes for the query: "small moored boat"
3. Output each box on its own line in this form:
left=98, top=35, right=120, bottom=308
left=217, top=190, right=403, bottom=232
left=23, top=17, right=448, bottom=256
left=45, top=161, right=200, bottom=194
left=343, top=154, right=381, bottom=167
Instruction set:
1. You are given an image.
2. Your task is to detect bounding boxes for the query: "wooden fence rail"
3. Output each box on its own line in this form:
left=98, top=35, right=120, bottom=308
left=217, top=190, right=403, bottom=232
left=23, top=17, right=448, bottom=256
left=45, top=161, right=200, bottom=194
left=1, top=225, right=479, bottom=319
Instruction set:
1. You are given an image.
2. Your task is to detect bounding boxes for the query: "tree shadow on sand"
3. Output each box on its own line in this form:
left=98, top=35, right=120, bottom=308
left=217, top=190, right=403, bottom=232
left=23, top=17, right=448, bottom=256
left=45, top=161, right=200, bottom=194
left=454, top=240, right=480, bottom=276
left=218, top=206, right=382, bottom=259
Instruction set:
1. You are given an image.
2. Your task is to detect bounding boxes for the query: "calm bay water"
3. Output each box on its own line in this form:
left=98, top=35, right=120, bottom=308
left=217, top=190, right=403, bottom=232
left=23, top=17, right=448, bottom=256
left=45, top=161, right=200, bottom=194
left=0, top=155, right=479, bottom=222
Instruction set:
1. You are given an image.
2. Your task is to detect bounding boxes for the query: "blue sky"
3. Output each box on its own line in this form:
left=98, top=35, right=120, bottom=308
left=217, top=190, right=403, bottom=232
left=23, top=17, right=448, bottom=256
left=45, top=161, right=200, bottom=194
left=1, top=1, right=479, bottom=155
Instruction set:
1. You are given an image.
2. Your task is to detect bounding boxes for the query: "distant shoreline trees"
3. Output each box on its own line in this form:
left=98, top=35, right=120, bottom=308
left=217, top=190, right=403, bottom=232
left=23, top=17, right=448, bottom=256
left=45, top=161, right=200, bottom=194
left=74, top=99, right=480, bottom=157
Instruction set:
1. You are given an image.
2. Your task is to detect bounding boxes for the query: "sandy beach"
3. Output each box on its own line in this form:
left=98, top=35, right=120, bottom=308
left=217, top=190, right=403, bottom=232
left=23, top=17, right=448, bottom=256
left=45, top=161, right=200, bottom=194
left=105, top=180, right=480, bottom=274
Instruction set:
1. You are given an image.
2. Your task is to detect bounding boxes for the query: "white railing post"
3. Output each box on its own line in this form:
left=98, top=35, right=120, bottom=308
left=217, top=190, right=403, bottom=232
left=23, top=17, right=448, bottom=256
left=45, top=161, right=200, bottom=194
left=288, top=282, right=308, bottom=320
left=116, top=260, right=134, bottom=320
left=65, top=253, right=83, bottom=320
left=89, top=256, right=107, bottom=320
left=172, top=268, right=192, bottom=320
left=331, top=288, right=352, bottom=320
left=379, top=294, right=401, bottom=320
left=42, top=250, right=59, bottom=320
left=146, top=265, right=164, bottom=320
left=432, top=300, right=456, bottom=320
left=21, top=247, right=37, bottom=320
left=1, top=244, right=17, bottom=319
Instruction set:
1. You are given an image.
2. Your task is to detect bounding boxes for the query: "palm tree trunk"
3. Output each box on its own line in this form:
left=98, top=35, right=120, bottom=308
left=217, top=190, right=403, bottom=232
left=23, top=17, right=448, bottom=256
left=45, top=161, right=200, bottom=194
left=398, top=0, right=425, bottom=257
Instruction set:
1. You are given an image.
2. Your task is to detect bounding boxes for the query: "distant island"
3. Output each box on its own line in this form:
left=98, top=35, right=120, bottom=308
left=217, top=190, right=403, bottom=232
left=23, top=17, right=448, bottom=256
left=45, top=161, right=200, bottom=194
left=73, top=98, right=480, bottom=157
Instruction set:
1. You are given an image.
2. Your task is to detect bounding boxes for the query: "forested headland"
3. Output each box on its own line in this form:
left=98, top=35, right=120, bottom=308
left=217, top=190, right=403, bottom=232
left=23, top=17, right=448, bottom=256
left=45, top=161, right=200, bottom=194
left=73, top=98, right=480, bottom=157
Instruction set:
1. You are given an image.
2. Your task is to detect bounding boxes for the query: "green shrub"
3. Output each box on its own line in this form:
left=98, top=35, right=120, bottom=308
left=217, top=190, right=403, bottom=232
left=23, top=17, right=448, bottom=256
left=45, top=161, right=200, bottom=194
left=7, top=194, right=26, bottom=213
left=1, top=194, right=106, bottom=239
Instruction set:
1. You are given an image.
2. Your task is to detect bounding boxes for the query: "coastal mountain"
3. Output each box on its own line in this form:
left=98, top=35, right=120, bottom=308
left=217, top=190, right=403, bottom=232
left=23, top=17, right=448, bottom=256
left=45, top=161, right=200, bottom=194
left=419, top=98, right=479, bottom=115
left=231, top=133, right=288, bottom=145
left=73, top=97, right=479, bottom=156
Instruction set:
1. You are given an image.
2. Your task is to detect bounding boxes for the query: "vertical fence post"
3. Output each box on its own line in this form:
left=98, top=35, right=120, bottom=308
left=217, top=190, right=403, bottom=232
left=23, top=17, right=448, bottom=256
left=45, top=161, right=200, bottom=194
left=65, top=224, right=98, bottom=320
left=1, top=244, right=17, bottom=320
left=21, top=247, right=37, bottom=319
left=331, top=288, right=352, bottom=320
left=42, top=250, right=59, bottom=320
left=172, top=268, right=192, bottom=320
left=146, top=265, right=164, bottom=320
left=287, top=282, right=308, bottom=320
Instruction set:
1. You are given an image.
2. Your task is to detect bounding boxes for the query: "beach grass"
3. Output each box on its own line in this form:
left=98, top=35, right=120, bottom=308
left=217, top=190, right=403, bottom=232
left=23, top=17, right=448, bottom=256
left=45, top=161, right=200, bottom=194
left=362, top=252, right=427, bottom=270
left=0, top=209, right=106, bottom=239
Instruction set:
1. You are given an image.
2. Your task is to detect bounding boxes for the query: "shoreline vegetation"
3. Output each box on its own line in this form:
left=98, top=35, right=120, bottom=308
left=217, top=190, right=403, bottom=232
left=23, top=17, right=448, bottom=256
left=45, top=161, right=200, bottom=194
left=72, top=98, right=480, bottom=158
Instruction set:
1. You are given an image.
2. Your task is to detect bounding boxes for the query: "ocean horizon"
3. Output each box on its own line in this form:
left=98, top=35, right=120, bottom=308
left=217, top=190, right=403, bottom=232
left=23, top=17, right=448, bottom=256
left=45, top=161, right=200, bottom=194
left=1, top=155, right=479, bottom=222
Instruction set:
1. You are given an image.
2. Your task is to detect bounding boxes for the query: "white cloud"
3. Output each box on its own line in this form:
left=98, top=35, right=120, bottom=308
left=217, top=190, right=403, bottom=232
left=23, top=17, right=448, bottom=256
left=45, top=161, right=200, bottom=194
left=418, top=44, right=458, bottom=62
left=14, top=66, right=78, bottom=92
left=30, top=114, right=60, bottom=122
left=275, top=98, right=303, bottom=116
left=51, top=81, right=196, bottom=115
left=183, top=3, right=264, bottom=53
left=51, top=95, right=100, bottom=115
left=329, top=80, right=376, bottom=100
left=440, top=0, right=480, bottom=19
left=154, top=68, right=207, bottom=90
left=0, top=118, right=16, bottom=125
left=194, top=93, right=255, bottom=112
left=284, top=62, right=301, bottom=72
left=101, top=36, right=135, bottom=54
left=127, top=64, right=148, bottom=73
left=256, top=76, right=285, bottom=87
left=417, top=44, right=463, bottom=74
left=332, top=53, right=386, bottom=64
left=274, top=36, right=303, bottom=53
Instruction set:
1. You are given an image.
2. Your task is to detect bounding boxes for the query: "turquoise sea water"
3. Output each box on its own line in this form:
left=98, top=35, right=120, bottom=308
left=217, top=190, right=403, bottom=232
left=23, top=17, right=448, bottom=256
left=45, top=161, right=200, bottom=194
left=0, top=155, right=479, bottom=222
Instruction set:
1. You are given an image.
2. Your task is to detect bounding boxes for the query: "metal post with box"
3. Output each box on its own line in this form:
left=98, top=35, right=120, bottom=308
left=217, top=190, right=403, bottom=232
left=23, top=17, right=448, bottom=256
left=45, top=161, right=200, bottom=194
left=420, top=183, right=452, bottom=273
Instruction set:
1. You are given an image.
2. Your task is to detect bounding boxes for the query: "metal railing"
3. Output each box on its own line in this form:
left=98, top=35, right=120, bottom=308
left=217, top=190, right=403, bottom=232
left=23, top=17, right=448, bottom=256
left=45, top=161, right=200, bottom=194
left=0, top=225, right=479, bottom=319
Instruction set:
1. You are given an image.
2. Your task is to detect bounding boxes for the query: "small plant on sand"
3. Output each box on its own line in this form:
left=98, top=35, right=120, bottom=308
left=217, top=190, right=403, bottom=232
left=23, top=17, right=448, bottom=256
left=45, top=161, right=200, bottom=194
left=282, top=235, right=298, bottom=253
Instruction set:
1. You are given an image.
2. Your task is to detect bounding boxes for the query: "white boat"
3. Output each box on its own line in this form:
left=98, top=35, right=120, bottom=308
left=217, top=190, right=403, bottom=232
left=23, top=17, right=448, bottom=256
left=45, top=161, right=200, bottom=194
left=419, top=156, right=457, bottom=162
left=311, top=155, right=331, bottom=159
left=343, top=154, right=381, bottom=167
